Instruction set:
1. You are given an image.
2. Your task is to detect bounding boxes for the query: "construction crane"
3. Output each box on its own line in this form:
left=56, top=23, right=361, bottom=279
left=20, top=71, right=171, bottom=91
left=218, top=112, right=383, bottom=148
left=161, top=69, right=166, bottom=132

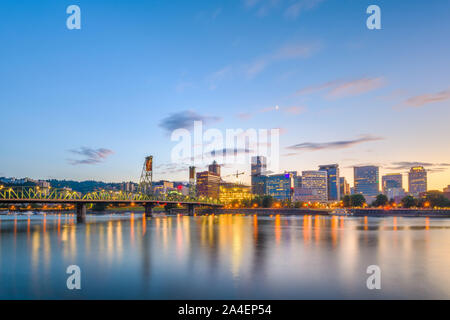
left=224, top=170, right=245, bottom=182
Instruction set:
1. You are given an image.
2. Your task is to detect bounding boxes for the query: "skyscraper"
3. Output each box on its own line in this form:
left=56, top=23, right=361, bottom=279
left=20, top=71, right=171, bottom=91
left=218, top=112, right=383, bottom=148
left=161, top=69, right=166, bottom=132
left=408, top=166, right=427, bottom=197
left=251, top=156, right=267, bottom=195
left=354, top=166, right=379, bottom=198
left=381, top=173, right=403, bottom=194
left=196, top=171, right=220, bottom=199
left=294, top=170, right=328, bottom=202
left=208, top=160, right=221, bottom=176
left=319, top=164, right=340, bottom=201
left=266, top=173, right=294, bottom=201
left=339, top=177, right=350, bottom=196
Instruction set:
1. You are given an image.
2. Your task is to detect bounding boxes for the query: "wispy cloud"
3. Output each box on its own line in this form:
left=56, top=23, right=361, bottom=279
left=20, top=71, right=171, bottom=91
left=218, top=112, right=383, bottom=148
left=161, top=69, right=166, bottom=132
left=297, top=77, right=385, bottom=99
left=246, top=42, right=319, bottom=78
left=235, top=105, right=305, bottom=120
left=287, top=135, right=383, bottom=152
left=68, top=147, right=114, bottom=165
left=159, top=110, right=222, bottom=134
left=285, top=0, right=325, bottom=19
left=207, top=65, right=232, bottom=90
left=385, top=161, right=450, bottom=171
left=400, top=89, right=450, bottom=108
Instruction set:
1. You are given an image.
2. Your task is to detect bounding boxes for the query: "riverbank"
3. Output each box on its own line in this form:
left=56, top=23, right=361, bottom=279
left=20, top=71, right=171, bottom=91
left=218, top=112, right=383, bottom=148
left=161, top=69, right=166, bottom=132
left=196, top=207, right=450, bottom=217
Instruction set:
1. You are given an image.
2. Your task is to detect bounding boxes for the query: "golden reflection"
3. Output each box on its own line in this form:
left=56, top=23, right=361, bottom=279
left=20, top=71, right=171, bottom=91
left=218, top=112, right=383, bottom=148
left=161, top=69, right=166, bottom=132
left=116, top=220, right=123, bottom=259
left=303, top=215, right=311, bottom=244
left=275, top=215, right=281, bottom=245
left=364, top=216, right=368, bottom=231
left=31, top=228, right=40, bottom=270
left=70, top=225, right=76, bottom=259
left=43, top=225, right=51, bottom=272
left=393, top=217, right=398, bottom=231
left=231, top=215, right=244, bottom=278
left=142, top=214, right=147, bottom=235
left=331, top=216, right=338, bottom=247
left=314, top=215, right=320, bottom=243
left=253, top=214, right=258, bottom=243
left=107, top=220, right=113, bottom=262
left=130, top=213, right=135, bottom=245
left=27, top=217, right=31, bottom=240
left=85, top=223, right=91, bottom=255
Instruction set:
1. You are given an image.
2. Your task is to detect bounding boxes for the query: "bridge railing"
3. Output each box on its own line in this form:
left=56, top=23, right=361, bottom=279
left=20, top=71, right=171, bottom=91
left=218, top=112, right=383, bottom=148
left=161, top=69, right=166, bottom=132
left=0, top=186, right=222, bottom=205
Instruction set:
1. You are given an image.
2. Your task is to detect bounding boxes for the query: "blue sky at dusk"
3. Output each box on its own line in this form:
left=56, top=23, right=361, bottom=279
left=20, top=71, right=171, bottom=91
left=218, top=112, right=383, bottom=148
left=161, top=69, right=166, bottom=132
left=0, top=0, right=449, bottom=189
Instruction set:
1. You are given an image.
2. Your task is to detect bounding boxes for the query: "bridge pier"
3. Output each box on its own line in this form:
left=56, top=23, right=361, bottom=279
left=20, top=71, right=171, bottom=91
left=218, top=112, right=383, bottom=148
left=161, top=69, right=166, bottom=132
left=144, top=203, right=155, bottom=218
left=188, top=204, right=196, bottom=216
left=76, top=203, right=87, bottom=223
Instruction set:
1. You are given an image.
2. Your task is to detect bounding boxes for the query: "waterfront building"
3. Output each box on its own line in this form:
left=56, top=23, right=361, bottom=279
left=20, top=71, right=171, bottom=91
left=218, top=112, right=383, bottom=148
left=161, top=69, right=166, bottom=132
left=319, top=164, right=340, bottom=201
left=339, top=177, right=350, bottom=197
left=444, top=185, right=450, bottom=200
left=382, top=173, right=403, bottom=194
left=386, top=187, right=406, bottom=203
left=354, top=166, right=379, bottom=198
left=408, top=166, right=427, bottom=197
left=266, top=173, right=294, bottom=201
left=196, top=171, right=221, bottom=199
left=251, top=156, right=267, bottom=195
left=219, top=182, right=252, bottom=205
left=294, top=170, right=327, bottom=202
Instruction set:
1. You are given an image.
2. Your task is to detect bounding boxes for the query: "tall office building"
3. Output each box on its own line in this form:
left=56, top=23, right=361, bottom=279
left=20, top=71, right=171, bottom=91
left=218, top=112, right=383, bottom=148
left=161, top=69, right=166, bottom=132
left=339, top=177, right=350, bottom=196
left=408, top=166, right=427, bottom=197
left=251, top=156, right=267, bottom=195
left=266, top=173, right=294, bottom=201
left=196, top=171, right=220, bottom=199
left=319, top=164, right=340, bottom=201
left=208, top=160, right=221, bottom=176
left=294, top=170, right=328, bottom=202
left=382, top=173, right=403, bottom=194
left=354, top=166, right=379, bottom=198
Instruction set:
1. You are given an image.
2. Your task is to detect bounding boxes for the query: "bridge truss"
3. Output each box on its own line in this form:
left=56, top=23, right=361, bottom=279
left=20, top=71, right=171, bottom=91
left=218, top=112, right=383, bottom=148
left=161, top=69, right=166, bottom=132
left=0, top=186, right=221, bottom=205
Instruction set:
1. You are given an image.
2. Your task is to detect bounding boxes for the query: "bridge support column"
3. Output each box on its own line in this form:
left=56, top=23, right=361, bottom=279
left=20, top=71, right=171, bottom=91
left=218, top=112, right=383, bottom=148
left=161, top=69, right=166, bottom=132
left=76, top=203, right=87, bottom=223
left=188, top=204, right=195, bottom=216
left=144, top=203, right=155, bottom=218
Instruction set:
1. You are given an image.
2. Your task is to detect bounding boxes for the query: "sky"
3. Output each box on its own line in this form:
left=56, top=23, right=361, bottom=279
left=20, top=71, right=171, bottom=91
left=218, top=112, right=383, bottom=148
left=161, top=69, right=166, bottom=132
left=0, top=0, right=449, bottom=190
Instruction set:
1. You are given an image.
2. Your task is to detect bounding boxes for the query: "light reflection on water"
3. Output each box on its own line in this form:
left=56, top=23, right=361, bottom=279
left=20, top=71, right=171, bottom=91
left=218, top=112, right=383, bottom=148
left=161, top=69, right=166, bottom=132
left=1, top=213, right=450, bottom=299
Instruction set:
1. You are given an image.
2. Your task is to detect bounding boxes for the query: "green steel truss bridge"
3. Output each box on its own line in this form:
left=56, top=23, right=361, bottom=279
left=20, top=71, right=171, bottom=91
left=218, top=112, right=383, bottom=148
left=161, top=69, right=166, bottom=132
left=0, top=186, right=222, bottom=221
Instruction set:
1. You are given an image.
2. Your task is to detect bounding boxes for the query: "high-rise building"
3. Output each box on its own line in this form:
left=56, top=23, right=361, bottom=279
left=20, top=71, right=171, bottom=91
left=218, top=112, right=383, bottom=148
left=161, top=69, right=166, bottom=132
left=319, top=164, right=340, bottom=201
left=266, top=173, right=294, bottom=200
left=208, top=160, right=221, bottom=176
left=252, top=175, right=267, bottom=195
left=196, top=171, right=220, bottom=199
left=382, top=173, right=403, bottom=194
left=354, top=166, right=379, bottom=198
left=294, top=170, right=328, bottom=202
left=251, top=156, right=267, bottom=195
left=339, top=177, right=350, bottom=196
left=408, top=166, right=427, bottom=197
left=219, top=182, right=252, bottom=205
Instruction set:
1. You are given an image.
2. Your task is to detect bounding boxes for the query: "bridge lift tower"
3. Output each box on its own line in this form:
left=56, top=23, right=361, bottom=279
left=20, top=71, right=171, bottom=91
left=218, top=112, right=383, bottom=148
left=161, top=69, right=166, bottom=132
left=138, top=156, right=153, bottom=195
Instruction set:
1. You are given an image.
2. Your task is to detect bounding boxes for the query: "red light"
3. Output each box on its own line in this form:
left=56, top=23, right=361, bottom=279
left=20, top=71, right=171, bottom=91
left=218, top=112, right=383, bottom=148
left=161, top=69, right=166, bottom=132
left=177, top=185, right=182, bottom=190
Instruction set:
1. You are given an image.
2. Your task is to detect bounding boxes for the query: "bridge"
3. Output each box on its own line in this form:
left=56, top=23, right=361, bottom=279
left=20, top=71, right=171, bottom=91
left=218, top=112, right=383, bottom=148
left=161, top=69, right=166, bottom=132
left=0, top=186, right=223, bottom=222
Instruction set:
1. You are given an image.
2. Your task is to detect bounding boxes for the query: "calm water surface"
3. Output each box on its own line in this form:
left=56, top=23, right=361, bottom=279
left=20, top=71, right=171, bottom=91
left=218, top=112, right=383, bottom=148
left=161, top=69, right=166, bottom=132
left=1, top=212, right=450, bottom=299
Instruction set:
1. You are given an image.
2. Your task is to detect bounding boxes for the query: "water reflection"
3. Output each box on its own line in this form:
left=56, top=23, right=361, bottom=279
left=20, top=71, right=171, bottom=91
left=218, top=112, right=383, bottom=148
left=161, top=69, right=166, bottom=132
left=1, top=213, right=450, bottom=299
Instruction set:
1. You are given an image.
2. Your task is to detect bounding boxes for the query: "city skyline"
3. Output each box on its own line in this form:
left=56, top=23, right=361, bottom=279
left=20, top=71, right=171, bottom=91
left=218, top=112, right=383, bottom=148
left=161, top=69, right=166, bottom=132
left=1, top=0, right=449, bottom=190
